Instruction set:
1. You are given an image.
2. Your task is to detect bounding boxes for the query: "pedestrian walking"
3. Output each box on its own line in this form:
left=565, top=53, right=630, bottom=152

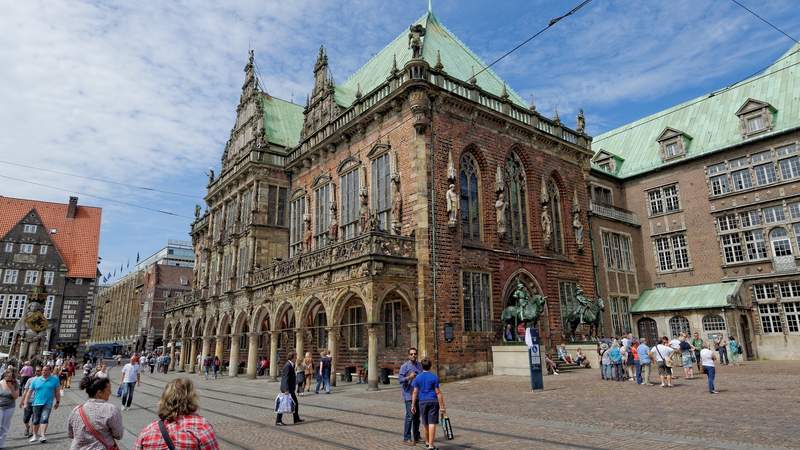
left=715, top=336, right=729, bottom=365
left=0, top=368, right=20, bottom=448
left=295, top=355, right=306, bottom=396
left=203, top=355, right=212, bottom=380
left=700, top=344, right=719, bottom=394
left=651, top=336, right=675, bottom=388
left=302, top=353, right=313, bottom=396
left=398, top=347, right=422, bottom=446
left=68, top=375, right=123, bottom=449
left=21, top=366, right=42, bottom=438
left=134, top=378, right=219, bottom=449
left=637, top=339, right=652, bottom=385
left=691, top=332, right=704, bottom=371
left=212, top=356, right=220, bottom=379
left=22, top=364, right=61, bottom=443
left=679, top=334, right=695, bottom=379
left=120, top=355, right=142, bottom=411
left=19, top=361, right=34, bottom=395
left=411, top=357, right=446, bottom=450
left=275, top=351, right=304, bottom=426
left=315, top=350, right=332, bottom=394
left=66, top=358, right=76, bottom=388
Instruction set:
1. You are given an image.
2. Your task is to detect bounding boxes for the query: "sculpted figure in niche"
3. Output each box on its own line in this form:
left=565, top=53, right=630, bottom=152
left=303, top=212, right=312, bottom=252
left=359, top=191, right=370, bottom=234
left=391, top=177, right=403, bottom=234
left=495, top=191, right=507, bottom=237
left=446, top=184, right=459, bottom=229
left=573, top=210, right=584, bottom=251
left=329, top=202, right=339, bottom=242
left=541, top=205, right=553, bottom=248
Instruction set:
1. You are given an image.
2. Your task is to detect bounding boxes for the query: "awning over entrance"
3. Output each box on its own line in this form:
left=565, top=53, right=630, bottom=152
left=631, top=282, right=741, bottom=313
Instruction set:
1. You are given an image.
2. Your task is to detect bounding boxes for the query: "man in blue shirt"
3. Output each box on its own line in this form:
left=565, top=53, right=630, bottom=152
left=398, top=347, right=422, bottom=445
left=22, top=365, right=61, bottom=443
left=637, top=339, right=652, bottom=385
left=411, top=357, right=446, bottom=450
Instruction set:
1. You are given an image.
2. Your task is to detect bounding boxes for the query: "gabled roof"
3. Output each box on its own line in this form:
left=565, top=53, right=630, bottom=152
left=735, top=98, right=774, bottom=116
left=592, top=43, right=800, bottom=179
left=0, top=196, right=102, bottom=278
left=656, top=127, right=690, bottom=142
left=335, top=11, right=526, bottom=108
left=260, top=94, right=304, bottom=149
left=631, top=282, right=741, bottom=313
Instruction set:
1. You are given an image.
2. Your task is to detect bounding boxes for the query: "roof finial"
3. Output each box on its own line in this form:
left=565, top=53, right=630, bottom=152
left=501, top=83, right=509, bottom=100
left=428, top=0, right=433, bottom=13
left=553, top=105, right=561, bottom=124
left=391, top=53, right=399, bottom=74
left=355, top=82, right=362, bottom=99
left=576, top=108, right=586, bottom=134
left=468, top=66, right=477, bottom=85
left=529, top=95, right=536, bottom=111
left=434, top=50, right=443, bottom=71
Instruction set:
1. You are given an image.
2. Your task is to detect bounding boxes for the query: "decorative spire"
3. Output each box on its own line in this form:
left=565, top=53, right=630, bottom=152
left=390, top=53, right=399, bottom=76
left=468, top=66, right=477, bottom=85
left=428, top=0, right=433, bottom=13
left=314, top=45, right=328, bottom=72
left=576, top=108, right=586, bottom=134
left=434, top=50, right=443, bottom=71
left=495, top=164, right=504, bottom=193
left=355, top=82, right=362, bottom=99
left=446, top=148, right=456, bottom=182
left=529, top=95, right=536, bottom=112
left=553, top=105, right=561, bottom=124
left=245, top=48, right=255, bottom=73
left=500, top=83, right=509, bottom=100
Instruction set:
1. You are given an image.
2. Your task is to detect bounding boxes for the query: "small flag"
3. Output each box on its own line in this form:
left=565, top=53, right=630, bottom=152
left=136, top=252, right=140, bottom=263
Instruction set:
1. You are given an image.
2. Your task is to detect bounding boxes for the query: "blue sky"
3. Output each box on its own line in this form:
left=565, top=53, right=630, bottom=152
left=1, top=0, right=798, bottom=282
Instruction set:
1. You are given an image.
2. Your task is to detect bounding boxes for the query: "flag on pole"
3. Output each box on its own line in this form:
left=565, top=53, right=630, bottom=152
left=113, top=268, right=116, bottom=277
left=136, top=252, right=140, bottom=263
left=127, top=259, right=130, bottom=269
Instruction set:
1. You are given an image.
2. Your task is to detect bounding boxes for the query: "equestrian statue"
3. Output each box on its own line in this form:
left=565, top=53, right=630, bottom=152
left=563, top=286, right=604, bottom=341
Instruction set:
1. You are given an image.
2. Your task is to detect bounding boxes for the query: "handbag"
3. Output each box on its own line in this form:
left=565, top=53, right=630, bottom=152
left=441, top=413, right=454, bottom=440
left=655, top=345, right=672, bottom=368
left=78, top=405, right=119, bottom=450
left=115, top=385, right=124, bottom=397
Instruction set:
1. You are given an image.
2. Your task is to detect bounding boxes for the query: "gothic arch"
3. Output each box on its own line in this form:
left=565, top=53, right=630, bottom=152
left=192, top=318, right=204, bottom=339
left=459, top=148, right=483, bottom=241
left=216, top=313, right=232, bottom=336
left=500, top=268, right=544, bottom=307
left=545, top=172, right=566, bottom=254
left=272, top=301, right=296, bottom=331
left=375, top=285, right=417, bottom=323
left=337, top=156, right=362, bottom=175
left=203, top=316, right=217, bottom=337
left=331, top=288, right=371, bottom=326
left=232, top=311, right=249, bottom=335
left=503, top=150, right=530, bottom=248
left=250, top=305, right=272, bottom=332
left=298, top=296, right=328, bottom=327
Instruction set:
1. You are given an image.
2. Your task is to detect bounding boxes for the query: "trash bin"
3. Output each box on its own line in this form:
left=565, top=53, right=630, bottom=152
left=380, top=368, right=391, bottom=385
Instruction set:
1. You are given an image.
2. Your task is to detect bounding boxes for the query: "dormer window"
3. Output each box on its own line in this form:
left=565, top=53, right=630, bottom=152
left=656, top=127, right=690, bottom=161
left=592, top=149, right=621, bottom=173
left=736, top=98, right=775, bottom=138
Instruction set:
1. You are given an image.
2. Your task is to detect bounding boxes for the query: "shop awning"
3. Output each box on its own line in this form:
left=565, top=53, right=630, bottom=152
left=631, top=281, right=741, bottom=313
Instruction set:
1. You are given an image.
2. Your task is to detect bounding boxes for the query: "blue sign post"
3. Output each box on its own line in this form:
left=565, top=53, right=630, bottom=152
left=527, top=328, right=544, bottom=391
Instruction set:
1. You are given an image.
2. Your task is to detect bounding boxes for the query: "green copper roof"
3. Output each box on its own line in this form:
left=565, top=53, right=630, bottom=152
left=592, top=43, right=800, bottom=179
left=631, top=282, right=741, bottom=313
left=260, top=94, right=304, bottom=148
left=335, top=12, right=526, bottom=108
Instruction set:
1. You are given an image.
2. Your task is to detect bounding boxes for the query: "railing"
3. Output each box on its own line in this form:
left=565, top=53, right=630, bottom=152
left=287, top=64, right=586, bottom=165
left=589, top=201, right=640, bottom=226
left=249, top=232, right=416, bottom=286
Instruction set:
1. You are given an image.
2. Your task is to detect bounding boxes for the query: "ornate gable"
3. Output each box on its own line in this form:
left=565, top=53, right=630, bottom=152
left=301, top=46, right=341, bottom=141
left=735, top=98, right=776, bottom=138
left=221, top=50, right=268, bottom=173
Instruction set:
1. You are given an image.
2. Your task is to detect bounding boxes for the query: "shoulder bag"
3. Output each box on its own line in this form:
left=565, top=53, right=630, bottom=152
left=655, top=345, right=672, bottom=368
left=158, top=420, right=177, bottom=450
left=78, top=405, right=119, bottom=450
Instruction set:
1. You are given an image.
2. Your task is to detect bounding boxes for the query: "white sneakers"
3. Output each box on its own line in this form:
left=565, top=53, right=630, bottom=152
left=29, top=434, right=37, bottom=442
left=40, top=435, right=48, bottom=443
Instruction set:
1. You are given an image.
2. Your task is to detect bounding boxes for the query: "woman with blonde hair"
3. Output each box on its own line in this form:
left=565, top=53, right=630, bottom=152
left=133, top=378, right=218, bottom=449
left=302, top=352, right=314, bottom=397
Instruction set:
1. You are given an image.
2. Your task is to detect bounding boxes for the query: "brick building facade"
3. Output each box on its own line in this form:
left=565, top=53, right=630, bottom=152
left=589, top=43, right=800, bottom=358
left=164, top=10, right=596, bottom=384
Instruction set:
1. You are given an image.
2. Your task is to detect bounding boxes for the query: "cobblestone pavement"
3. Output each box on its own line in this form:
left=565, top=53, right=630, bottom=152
left=4, top=360, right=799, bottom=449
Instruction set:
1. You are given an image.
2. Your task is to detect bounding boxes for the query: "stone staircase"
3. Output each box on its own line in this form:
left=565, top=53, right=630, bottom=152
left=549, top=354, right=590, bottom=373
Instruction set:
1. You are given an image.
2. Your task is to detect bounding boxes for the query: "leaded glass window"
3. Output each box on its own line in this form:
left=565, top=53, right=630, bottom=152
left=371, top=153, right=391, bottom=231
left=460, top=153, right=480, bottom=241
left=504, top=154, right=528, bottom=248
left=548, top=179, right=564, bottom=254
left=340, top=169, right=360, bottom=240
left=668, top=316, right=690, bottom=337
left=463, top=272, right=490, bottom=332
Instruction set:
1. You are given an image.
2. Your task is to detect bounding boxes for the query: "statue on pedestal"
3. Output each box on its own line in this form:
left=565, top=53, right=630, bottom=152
left=495, top=191, right=507, bottom=237
left=446, top=184, right=459, bottom=229
left=11, top=273, right=50, bottom=361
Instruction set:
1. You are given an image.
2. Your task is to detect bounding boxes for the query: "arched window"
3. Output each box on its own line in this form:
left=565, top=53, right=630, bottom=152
left=770, top=227, right=792, bottom=257
left=547, top=179, right=564, bottom=254
left=504, top=153, right=529, bottom=248
left=702, top=314, right=726, bottom=331
left=669, top=315, right=690, bottom=337
left=460, top=153, right=480, bottom=240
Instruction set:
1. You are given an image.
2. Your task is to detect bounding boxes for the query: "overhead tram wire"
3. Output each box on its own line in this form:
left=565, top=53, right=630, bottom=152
left=595, top=1, right=800, bottom=145
left=0, top=160, right=202, bottom=200
left=0, top=174, right=194, bottom=219
left=474, top=0, right=594, bottom=79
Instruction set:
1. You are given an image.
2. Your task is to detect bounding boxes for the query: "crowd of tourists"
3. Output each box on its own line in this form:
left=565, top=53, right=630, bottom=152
left=596, top=332, right=744, bottom=394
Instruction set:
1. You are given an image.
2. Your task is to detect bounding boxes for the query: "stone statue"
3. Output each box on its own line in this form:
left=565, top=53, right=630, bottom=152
left=303, top=210, right=312, bottom=251
left=11, top=298, right=49, bottom=360
left=576, top=109, right=586, bottom=134
left=194, top=204, right=202, bottom=219
left=207, top=169, right=215, bottom=184
left=408, top=24, right=426, bottom=59
left=495, top=191, right=507, bottom=237
left=446, top=184, right=459, bottom=229
left=329, top=202, right=338, bottom=242
left=572, top=189, right=583, bottom=252
left=359, top=190, right=370, bottom=234
left=541, top=205, right=552, bottom=248
left=501, top=281, right=547, bottom=328
left=391, top=173, right=402, bottom=234
left=563, top=286, right=605, bottom=340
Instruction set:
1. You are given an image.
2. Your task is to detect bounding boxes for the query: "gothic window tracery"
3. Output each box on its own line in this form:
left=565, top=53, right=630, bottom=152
left=504, top=153, right=528, bottom=248
left=547, top=179, right=564, bottom=254
left=460, top=153, right=481, bottom=241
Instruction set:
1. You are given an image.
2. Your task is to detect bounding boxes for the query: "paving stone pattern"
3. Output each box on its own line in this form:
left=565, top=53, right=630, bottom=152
left=4, top=361, right=799, bottom=449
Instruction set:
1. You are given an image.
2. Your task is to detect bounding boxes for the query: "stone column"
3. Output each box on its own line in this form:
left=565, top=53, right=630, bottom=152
left=269, top=332, right=279, bottom=381
left=228, top=334, right=240, bottom=377
left=189, top=338, right=198, bottom=373
left=367, top=325, right=379, bottom=391
left=201, top=337, right=211, bottom=362
left=214, top=335, right=224, bottom=360
left=295, top=328, right=304, bottom=362
left=246, top=332, right=259, bottom=379
left=178, top=339, right=187, bottom=372
left=169, top=341, right=176, bottom=372
left=407, top=323, right=418, bottom=348
left=326, top=327, right=338, bottom=387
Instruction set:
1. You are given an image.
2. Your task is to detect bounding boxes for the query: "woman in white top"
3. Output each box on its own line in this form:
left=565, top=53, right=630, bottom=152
left=700, top=344, right=718, bottom=394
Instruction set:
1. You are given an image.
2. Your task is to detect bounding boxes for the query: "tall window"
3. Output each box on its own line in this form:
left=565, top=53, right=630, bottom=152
left=340, top=169, right=360, bottom=240
left=547, top=180, right=564, bottom=254
left=260, top=184, right=288, bottom=226
left=371, top=153, right=392, bottom=231
left=784, top=302, right=800, bottom=333
left=744, top=230, right=768, bottom=260
left=460, top=153, right=480, bottom=241
left=289, top=195, right=306, bottom=256
left=24, top=270, right=38, bottom=285
left=721, top=233, right=745, bottom=264
left=610, top=297, right=632, bottom=337
left=5, top=295, right=27, bottom=319
left=758, top=303, right=782, bottom=334
left=647, top=184, right=680, bottom=215
left=779, top=156, right=800, bottom=180
left=314, top=184, right=330, bottom=247
left=43, top=271, right=55, bottom=286
left=3, top=243, right=11, bottom=253
left=39, top=245, right=48, bottom=255
left=504, top=154, right=528, bottom=248
left=754, top=163, right=777, bottom=185
left=462, top=272, right=490, bottom=332
left=347, top=306, right=365, bottom=348
left=602, top=231, right=633, bottom=271
left=2, top=270, right=18, bottom=284
left=383, top=300, right=402, bottom=348
left=769, top=227, right=792, bottom=257
left=654, top=234, right=690, bottom=272
left=668, top=316, right=690, bottom=337
left=702, top=314, right=726, bottom=332
left=239, top=188, right=252, bottom=225
left=731, top=169, right=753, bottom=191
left=710, top=175, right=730, bottom=196
left=44, top=295, right=55, bottom=319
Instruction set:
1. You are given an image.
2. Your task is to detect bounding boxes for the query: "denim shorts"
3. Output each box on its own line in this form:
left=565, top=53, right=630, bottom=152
left=32, top=405, right=52, bottom=425
left=419, top=400, right=439, bottom=426
left=23, top=403, right=33, bottom=424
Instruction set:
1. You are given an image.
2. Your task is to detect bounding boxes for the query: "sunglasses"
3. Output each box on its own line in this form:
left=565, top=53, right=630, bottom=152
left=409, top=352, right=417, bottom=356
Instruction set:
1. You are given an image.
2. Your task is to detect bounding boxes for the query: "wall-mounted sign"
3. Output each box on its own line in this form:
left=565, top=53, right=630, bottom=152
left=444, top=323, right=454, bottom=343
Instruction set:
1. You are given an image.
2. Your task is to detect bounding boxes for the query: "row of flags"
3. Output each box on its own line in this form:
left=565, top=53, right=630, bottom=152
left=101, top=252, right=139, bottom=284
